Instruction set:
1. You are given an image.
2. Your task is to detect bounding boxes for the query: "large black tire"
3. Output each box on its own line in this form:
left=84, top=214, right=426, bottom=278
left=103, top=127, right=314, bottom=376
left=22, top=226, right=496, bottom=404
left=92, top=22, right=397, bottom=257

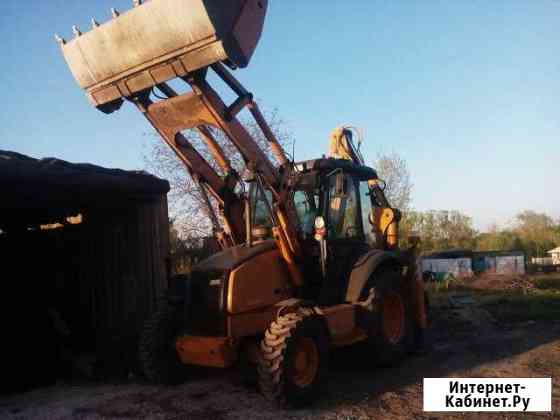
left=139, top=298, right=186, bottom=385
left=361, top=266, right=414, bottom=367
left=258, top=309, right=329, bottom=407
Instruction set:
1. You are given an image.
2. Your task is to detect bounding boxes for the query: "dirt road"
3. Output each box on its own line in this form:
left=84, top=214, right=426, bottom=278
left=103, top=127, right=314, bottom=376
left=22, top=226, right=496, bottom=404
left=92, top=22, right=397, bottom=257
left=1, top=299, right=558, bottom=419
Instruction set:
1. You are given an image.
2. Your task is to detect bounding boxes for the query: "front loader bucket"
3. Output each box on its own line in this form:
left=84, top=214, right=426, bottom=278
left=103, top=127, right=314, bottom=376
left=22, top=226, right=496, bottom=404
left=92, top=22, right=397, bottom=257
left=58, top=0, right=267, bottom=110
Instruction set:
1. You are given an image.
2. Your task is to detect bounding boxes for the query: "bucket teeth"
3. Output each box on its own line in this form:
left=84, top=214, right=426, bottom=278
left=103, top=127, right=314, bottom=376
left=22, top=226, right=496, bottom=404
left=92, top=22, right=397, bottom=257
left=91, top=18, right=100, bottom=28
left=72, top=25, right=82, bottom=37
left=111, top=8, right=120, bottom=18
left=54, top=33, right=66, bottom=45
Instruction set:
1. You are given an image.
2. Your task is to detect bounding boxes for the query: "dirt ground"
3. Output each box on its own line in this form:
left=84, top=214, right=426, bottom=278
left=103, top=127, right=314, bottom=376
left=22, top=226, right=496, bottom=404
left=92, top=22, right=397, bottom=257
left=1, top=281, right=559, bottom=419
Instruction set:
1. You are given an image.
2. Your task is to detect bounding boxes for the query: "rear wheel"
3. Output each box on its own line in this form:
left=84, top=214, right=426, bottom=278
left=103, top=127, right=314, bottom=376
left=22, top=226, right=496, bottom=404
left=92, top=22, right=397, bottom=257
left=362, top=267, right=413, bottom=366
left=258, top=310, right=329, bottom=407
left=139, top=298, right=186, bottom=385
left=381, top=291, right=406, bottom=345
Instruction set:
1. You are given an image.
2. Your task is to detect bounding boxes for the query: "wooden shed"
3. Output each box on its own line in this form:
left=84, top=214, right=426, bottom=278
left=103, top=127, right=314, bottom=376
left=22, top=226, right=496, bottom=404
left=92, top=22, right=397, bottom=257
left=0, top=150, right=170, bottom=392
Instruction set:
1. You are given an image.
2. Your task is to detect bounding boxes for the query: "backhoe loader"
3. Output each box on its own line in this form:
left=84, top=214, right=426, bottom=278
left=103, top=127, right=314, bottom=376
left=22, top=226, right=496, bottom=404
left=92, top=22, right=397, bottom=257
left=57, top=0, right=427, bottom=407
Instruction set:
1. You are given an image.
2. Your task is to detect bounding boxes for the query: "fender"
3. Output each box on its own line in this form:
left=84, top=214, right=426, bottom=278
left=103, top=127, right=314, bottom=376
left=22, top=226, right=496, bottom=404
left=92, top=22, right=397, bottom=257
left=345, top=249, right=400, bottom=303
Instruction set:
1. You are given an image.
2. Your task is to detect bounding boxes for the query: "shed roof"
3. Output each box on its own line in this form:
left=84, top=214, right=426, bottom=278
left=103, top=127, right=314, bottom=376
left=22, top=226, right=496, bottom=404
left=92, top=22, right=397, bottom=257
left=423, top=249, right=473, bottom=259
left=547, top=247, right=560, bottom=254
left=423, top=249, right=526, bottom=259
left=473, top=249, right=525, bottom=258
left=0, top=150, right=170, bottom=226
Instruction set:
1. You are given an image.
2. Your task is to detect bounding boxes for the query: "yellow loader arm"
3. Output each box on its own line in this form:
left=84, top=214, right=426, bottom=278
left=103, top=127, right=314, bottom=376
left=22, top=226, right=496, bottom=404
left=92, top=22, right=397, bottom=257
left=56, top=0, right=302, bottom=277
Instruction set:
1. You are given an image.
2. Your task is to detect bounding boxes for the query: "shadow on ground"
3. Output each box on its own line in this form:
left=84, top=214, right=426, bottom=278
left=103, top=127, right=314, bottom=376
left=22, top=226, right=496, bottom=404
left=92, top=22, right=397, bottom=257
left=1, top=297, right=559, bottom=419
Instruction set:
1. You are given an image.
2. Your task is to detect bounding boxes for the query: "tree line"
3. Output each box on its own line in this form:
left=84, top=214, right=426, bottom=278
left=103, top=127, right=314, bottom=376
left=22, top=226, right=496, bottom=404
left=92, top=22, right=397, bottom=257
left=374, top=154, right=559, bottom=257
left=399, top=209, right=560, bottom=258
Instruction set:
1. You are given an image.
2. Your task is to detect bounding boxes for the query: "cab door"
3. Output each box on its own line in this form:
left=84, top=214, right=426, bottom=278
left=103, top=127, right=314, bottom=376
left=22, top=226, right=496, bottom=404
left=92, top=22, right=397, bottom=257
left=319, top=172, right=370, bottom=304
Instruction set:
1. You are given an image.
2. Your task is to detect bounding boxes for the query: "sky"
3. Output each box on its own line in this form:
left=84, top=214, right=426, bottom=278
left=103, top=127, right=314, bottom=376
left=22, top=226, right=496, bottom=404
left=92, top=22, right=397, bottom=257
left=1, top=0, right=558, bottom=230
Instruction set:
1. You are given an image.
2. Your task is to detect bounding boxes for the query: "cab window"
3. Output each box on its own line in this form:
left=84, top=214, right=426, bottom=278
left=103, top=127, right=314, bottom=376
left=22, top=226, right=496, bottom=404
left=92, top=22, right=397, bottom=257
left=327, top=174, right=362, bottom=239
left=360, top=181, right=376, bottom=245
left=250, top=185, right=273, bottom=233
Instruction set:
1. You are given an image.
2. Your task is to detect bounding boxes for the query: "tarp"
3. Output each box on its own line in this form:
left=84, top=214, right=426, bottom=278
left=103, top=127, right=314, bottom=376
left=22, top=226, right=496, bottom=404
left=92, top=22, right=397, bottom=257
left=0, top=150, right=169, bottom=225
left=1, top=150, right=169, bottom=199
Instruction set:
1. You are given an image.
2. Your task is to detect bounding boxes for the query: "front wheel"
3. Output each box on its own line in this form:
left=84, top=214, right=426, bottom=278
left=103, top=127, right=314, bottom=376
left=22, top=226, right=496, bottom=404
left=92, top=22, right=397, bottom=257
left=138, top=298, right=187, bottom=385
left=258, top=309, right=329, bottom=407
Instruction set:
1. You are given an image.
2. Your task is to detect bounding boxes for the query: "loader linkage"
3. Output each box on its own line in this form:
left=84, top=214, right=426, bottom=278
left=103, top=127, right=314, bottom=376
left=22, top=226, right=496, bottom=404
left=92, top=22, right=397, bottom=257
left=57, top=0, right=427, bottom=407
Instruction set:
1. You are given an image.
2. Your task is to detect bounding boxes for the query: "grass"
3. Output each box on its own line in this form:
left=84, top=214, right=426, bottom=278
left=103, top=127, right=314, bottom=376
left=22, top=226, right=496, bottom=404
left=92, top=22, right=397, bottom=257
left=429, top=274, right=560, bottom=323
left=479, top=289, right=560, bottom=322
left=531, top=275, right=560, bottom=290
left=526, top=357, right=560, bottom=376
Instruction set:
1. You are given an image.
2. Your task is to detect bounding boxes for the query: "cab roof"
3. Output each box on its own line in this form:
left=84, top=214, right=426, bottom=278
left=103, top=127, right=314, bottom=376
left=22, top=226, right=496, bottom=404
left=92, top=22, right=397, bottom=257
left=293, top=158, right=378, bottom=181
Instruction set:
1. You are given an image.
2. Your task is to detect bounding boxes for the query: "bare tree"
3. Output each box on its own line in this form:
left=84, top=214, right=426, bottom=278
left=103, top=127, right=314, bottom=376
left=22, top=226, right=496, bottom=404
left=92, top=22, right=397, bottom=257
left=144, top=106, right=293, bottom=239
left=373, top=151, right=413, bottom=211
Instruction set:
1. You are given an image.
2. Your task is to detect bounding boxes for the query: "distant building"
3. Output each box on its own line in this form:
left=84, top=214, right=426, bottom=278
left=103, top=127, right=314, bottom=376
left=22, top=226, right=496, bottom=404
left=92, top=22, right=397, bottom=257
left=548, top=247, right=560, bottom=265
left=422, top=249, right=526, bottom=278
left=422, top=250, right=473, bottom=278
left=472, top=250, right=525, bottom=275
left=531, top=257, right=554, bottom=266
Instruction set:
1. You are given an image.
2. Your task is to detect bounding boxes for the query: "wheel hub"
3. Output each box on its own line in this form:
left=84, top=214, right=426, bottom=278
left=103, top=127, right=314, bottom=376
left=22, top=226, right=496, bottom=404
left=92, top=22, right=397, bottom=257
left=382, top=293, right=405, bottom=344
left=292, top=337, right=319, bottom=387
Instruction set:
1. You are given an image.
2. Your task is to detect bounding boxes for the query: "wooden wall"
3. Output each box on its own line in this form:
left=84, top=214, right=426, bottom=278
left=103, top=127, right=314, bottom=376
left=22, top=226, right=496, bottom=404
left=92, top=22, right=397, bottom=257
left=83, top=195, right=170, bottom=357
left=1, top=194, right=170, bottom=386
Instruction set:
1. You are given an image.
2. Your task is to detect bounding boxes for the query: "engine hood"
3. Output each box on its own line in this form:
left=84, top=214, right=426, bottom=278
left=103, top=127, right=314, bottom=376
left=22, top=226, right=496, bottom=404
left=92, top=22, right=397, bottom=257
left=193, top=240, right=276, bottom=273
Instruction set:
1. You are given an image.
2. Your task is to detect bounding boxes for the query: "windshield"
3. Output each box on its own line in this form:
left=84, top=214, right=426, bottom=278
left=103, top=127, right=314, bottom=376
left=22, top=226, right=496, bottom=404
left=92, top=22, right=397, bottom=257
left=249, top=183, right=274, bottom=240
left=360, top=181, right=376, bottom=245
left=293, top=189, right=320, bottom=239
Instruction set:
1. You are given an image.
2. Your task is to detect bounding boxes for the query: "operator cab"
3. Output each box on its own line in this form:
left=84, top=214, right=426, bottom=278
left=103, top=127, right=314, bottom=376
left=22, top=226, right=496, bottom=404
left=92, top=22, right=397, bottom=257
left=291, top=159, right=382, bottom=303
left=246, top=158, right=396, bottom=304
left=291, top=158, right=380, bottom=244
